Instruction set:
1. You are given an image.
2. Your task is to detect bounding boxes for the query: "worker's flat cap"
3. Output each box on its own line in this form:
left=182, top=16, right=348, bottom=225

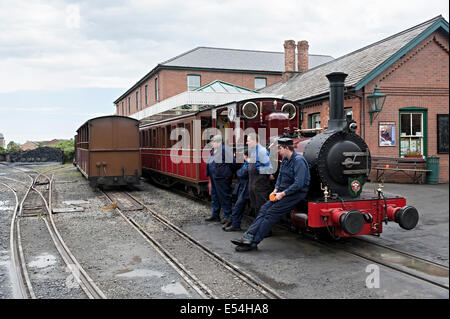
left=278, top=137, right=293, bottom=146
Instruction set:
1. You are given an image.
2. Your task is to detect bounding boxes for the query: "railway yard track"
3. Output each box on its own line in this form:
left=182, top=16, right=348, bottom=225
left=0, top=163, right=448, bottom=299
left=103, top=190, right=283, bottom=299
left=1, top=165, right=106, bottom=299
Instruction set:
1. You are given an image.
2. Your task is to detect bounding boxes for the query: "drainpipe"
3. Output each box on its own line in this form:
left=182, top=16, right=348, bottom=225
left=360, top=87, right=365, bottom=139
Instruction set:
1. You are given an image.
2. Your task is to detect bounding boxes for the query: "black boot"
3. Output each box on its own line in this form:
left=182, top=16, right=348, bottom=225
left=223, top=225, right=241, bottom=232
left=235, top=245, right=258, bottom=252
left=205, top=215, right=221, bottom=222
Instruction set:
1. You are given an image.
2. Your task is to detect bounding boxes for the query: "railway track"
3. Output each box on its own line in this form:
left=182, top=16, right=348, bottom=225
left=1, top=165, right=106, bottom=299
left=149, top=180, right=449, bottom=293
left=335, top=237, right=449, bottom=290
left=103, top=190, right=283, bottom=299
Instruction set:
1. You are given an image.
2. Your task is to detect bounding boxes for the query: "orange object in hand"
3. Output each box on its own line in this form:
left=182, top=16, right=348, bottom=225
left=270, top=193, right=276, bottom=201
left=385, top=165, right=390, bottom=168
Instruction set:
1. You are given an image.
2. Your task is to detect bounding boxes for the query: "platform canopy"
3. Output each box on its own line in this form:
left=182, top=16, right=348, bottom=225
left=130, top=80, right=281, bottom=123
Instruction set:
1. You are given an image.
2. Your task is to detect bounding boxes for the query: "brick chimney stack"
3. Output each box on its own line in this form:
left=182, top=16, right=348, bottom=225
left=297, top=40, right=309, bottom=73
left=283, top=40, right=296, bottom=82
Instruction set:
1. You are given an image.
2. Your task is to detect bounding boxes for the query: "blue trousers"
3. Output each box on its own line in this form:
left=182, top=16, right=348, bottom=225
left=230, top=192, right=247, bottom=228
left=245, top=193, right=306, bottom=244
left=210, top=177, right=232, bottom=219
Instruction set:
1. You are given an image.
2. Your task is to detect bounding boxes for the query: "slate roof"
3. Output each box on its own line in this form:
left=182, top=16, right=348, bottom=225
left=161, top=46, right=334, bottom=72
left=114, top=46, right=334, bottom=103
left=261, top=16, right=448, bottom=102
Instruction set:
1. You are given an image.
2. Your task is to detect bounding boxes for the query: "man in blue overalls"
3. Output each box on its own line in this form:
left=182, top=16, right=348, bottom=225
left=231, top=138, right=310, bottom=252
left=223, top=150, right=249, bottom=232
left=246, top=133, right=273, bottom=217
left=205, top=135, right=236, bottom=223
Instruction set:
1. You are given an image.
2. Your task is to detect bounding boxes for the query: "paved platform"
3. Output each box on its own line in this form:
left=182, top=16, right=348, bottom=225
left=364, top=182, right=449, bottom=266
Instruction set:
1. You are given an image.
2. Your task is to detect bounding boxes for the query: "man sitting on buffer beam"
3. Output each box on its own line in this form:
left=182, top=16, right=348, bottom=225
left=231, top=137, right=310, bottom=252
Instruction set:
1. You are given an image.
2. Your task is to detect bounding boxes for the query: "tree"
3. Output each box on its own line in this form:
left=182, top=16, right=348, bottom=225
left=7, top=141, right=21, bottom=152
left=49, top=139, right=75, bottom=163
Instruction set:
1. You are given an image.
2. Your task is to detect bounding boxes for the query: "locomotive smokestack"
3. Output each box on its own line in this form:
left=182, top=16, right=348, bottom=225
left=326, top=72, right=348, bottom=131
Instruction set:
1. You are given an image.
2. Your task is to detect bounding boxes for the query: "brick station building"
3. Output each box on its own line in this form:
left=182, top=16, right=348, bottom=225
left=114, top=46, right=333, bottom=117
left=263, top=16, right=449, bottom=183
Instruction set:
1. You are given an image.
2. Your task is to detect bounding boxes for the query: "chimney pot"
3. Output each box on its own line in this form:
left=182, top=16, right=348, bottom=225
left=297, top=40, right=309, bottom=73
left=284, top=40, right=296, bottom=73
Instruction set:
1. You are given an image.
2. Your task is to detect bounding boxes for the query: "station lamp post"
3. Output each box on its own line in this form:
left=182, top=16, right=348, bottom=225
left=367, top=84, right=387, bottom=125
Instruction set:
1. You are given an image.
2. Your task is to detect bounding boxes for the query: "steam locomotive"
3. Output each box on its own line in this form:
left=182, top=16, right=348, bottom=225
left=290, top=72, right=419, bottom=238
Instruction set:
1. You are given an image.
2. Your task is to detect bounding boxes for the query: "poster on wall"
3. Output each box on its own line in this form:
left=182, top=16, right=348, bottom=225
left=379, top=122, right=396, bottom=146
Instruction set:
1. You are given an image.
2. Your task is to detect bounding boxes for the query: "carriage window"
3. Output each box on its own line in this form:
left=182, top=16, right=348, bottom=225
left=166, top=125, right=172, bottom=147
left=145, top=130, right=148, bottom=147
left=152, top=129, right=157, bottom=147
left=128, top=97, right=131, bottom=115
left=185, top=123, right=191, bottom=149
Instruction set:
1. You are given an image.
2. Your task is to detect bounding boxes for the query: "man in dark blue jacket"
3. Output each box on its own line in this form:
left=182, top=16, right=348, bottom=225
left=231, top=138, right=310, bottom=251
left=223, top=150, right=249, bottom=232
left=205, top=135, right=236, bottom=223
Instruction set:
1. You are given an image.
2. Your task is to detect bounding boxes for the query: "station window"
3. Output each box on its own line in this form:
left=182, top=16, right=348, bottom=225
left=308, top=113, right=321, bottom=129
left=254, top=77, right=267, bottom=90
left=155, top=77, right=159, bottom=101
left=136, top=91, right=139, bottom=110
left=187, top=74, right=201, bottom=91
left=145, top=85, right=148, bottom=106
left=344, top=107, right=353, bottom=120
left=400, top=112, right=425, bottom=158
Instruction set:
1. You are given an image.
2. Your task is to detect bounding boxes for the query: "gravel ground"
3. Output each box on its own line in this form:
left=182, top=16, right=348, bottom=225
left=130, top=178, right=448, bottom=299
left=0, top=180, right=15, bottom=299
left=0, top=163, right=39, bottom=299
left=19, top=217, right=88, bottom=299
left=125, top=207, right=267, bottom=299
left=49, top=165, right=202, bottom=299
left=2, top=162, right=448, bottom=299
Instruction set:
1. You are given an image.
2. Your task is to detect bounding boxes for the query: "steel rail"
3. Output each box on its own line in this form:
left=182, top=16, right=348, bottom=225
left=331, top=242, right=449, bottom=290
left=45, top=173, right=107, bottom=299
left=0, top=181, right=35, bottom=299
left=102, top=191, right=213, bottom=299
left=5, top=164, right=106, bottom=299
left=158, top=182, right=449, bottom=292
left=354, top=237, right=449, bottom=269
left=124, top=191, right=283, bottom=299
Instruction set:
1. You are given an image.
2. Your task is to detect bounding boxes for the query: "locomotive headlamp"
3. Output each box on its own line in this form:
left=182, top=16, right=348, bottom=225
left=367, top=85, right=386, bottom=125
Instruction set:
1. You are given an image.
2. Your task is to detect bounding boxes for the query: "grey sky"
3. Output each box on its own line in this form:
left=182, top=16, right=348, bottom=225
left=0, top=0, right=448, bottom=144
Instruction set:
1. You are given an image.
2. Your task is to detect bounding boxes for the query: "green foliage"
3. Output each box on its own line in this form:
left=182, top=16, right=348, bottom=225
left=49, top=139, right=75, bottom=163
left=7, top=141, right=21, bottom=152
left=0, top=146, right=5, bottom=152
